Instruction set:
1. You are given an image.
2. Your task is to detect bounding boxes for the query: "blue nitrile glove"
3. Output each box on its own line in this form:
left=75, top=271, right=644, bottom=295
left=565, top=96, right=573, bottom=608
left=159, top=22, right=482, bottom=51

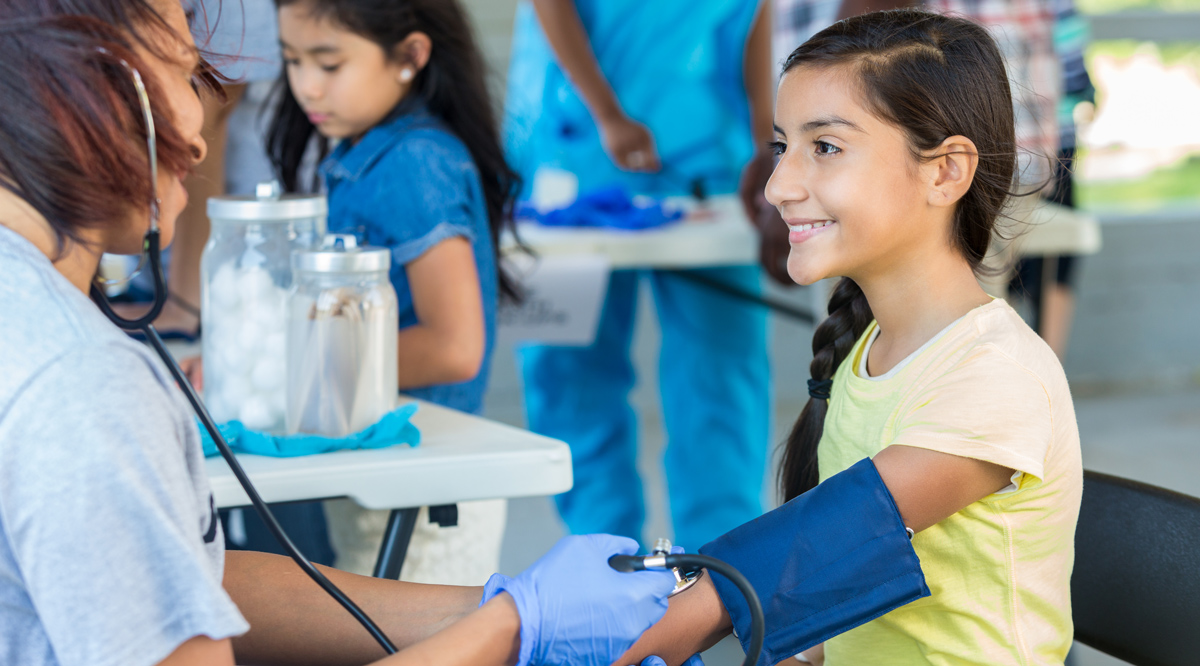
left=494, top=534, right=676, bottom=666
left=479, top=572, right=512, bottom=607
left=198, top=403, right=420, bottom=458
left=639, top=655, right=705, bottom=666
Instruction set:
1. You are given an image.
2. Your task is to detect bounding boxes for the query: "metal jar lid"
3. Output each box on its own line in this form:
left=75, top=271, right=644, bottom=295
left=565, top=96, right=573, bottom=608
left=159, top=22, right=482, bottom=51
left=207, top=180, right=327, bottom=221
left=293, top=234, right=391, bottom=273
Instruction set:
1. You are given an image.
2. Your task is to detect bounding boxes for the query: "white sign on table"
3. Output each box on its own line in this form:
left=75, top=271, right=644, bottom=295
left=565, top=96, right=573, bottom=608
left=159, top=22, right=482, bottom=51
left=497, top=253, right=611, bottom=346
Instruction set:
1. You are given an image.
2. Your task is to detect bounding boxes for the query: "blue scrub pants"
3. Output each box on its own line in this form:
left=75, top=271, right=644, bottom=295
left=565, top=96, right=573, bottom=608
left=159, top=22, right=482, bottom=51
left=517, top=266, right=770, bottom=551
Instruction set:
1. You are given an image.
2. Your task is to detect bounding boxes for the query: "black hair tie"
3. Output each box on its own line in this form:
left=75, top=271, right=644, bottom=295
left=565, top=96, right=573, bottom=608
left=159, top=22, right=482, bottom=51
left=807, top=378, right=833, bottom=401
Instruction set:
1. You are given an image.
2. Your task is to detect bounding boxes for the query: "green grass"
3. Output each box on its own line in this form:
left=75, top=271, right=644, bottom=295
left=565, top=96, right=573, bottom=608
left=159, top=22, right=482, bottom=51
left=1078, top=153, right=1200, bottom=209
left=1076, top=41, right=1200, bottom=210
left=1079, top=0, right=1200, bottom=14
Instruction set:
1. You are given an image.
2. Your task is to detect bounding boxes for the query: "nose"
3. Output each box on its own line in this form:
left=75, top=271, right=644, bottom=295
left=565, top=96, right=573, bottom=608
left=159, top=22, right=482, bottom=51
left=292, top=68, right=323, bottom=104
left=764, top=152, right=809, bottom=210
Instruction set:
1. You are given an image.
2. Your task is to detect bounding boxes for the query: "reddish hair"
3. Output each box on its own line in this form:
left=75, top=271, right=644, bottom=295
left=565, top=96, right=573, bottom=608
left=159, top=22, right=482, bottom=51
left=0, top=1, right=219, bottom=255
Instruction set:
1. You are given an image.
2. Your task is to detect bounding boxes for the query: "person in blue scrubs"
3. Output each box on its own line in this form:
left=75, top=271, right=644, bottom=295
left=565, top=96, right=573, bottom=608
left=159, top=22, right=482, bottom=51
left=505, top=0, right=777, bottom=551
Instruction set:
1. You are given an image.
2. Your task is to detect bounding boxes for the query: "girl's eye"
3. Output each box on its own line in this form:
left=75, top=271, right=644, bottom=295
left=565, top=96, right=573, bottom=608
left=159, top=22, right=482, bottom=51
left=283, top=57, right=300, bottom=67
left=767, top=141, right=786, bottom=156
left=320, top=63, right=342, bottom=73
left=814, top=140, right=841, bottom=156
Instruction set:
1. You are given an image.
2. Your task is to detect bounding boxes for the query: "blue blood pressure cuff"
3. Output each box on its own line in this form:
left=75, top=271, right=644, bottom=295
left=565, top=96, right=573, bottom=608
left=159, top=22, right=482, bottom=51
left=699, top=458, right=929, bottom=666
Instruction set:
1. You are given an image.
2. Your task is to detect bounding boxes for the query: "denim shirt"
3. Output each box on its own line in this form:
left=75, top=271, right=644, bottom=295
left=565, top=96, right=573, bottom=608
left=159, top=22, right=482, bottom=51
left=321, top=105, right=497, bottom=415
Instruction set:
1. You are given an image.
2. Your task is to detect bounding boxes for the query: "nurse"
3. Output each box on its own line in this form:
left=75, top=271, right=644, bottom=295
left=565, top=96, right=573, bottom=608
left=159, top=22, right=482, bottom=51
left=0, top=1, right=681, bottom=664
left=506, top=0, right=777, bottom=551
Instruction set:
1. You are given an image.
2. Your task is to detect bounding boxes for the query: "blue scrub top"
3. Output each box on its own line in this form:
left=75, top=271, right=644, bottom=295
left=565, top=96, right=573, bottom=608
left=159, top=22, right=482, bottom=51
left=505, top=0, right=762, bottom=199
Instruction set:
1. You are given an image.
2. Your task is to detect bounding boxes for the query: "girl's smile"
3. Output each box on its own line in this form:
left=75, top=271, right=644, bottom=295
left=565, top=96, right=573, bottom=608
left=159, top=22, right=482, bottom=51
left=786, top=219, right=836, bottom=243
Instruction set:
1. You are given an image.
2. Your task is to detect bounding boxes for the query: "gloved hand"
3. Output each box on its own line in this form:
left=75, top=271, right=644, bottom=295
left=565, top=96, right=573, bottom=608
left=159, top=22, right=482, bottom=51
left=639, top=655, right=705, bottom=666
left=494, top=534, right=676, bottom=666
left=479, top=572, right=512, bottom=607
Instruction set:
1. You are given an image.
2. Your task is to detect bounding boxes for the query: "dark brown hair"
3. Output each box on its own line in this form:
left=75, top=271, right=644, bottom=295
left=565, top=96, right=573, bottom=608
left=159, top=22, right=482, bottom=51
left=0, top=0, right=216, bottom=255
left=267, top=0, right=523, bottom=302
left=778, top=9, right=1017, bottom=501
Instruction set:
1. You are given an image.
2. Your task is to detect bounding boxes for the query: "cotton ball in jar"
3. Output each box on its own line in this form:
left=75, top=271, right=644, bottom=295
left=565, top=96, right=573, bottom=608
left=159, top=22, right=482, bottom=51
left=220, top=373, right=253, bottom=406
left=250, top=293, right=288, bottom=331
left=236, top=317, right=265, bottom=357
left=217, top=337, right=250, bottom=376
left=262, top=331, right=286, bottom=355
left=239, top=267, right=279, bottom=306
left=239, top=396, right=276, bottom=430
left=209, top=263, right=242, bottom=311
left=250, top=354, right=286, bottom=392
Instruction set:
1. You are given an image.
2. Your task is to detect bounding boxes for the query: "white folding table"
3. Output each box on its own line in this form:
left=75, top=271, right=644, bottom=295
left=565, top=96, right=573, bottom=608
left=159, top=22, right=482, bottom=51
left=206, top=398, right=573, bottom=578
left=508, top=194, right=1101, bottom=268
left=506, top=194, right=1102, bottom=318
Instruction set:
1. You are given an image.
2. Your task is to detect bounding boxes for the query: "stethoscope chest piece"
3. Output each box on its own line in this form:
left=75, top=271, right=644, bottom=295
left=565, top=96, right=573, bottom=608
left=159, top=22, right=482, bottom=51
left=652, top=538, right=705, bottom=597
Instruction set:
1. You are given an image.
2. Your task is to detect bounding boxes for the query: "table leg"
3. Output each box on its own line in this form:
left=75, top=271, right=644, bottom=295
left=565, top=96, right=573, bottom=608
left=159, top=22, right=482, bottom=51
left=372, top=507, right=420, bottom=579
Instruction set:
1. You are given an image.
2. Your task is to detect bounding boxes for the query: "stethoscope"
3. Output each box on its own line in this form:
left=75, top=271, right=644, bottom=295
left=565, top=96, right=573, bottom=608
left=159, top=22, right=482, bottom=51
left=90, top=54, right=764, bottom=666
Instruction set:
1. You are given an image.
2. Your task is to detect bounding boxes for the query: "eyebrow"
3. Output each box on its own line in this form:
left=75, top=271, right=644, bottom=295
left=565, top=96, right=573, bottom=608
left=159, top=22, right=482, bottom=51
left=279, top=40, right=341, bottom=56
left=774, top=115, right=865, bottom=135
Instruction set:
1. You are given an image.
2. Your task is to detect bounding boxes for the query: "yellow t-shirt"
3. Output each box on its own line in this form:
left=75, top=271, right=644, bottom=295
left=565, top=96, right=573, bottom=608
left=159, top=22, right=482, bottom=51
left=820, top=299, right=1082, bottom=666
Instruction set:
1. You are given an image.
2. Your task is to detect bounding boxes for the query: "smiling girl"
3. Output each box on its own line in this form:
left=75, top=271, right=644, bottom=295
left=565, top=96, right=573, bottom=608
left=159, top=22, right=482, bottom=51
left=267, top=0, right=518, bottom=584
left=612, top=9, right=1083, bottom=666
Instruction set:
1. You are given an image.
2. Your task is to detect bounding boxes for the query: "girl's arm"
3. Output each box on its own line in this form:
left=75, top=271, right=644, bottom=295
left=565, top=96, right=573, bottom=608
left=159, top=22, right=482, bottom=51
left=529, top=0, right=660, bottom=171
left=611, top=446, right=1015, bottom=666
left=397, top=237, right=486, bottom=389
left=871, top=444, right=1015, bottom=531
left=610, top=574, right=732, bottom=666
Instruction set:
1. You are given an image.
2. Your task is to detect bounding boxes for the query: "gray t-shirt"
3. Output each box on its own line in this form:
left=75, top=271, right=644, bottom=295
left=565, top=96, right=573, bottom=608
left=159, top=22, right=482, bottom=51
left=0, top=226, right=248, bottom=666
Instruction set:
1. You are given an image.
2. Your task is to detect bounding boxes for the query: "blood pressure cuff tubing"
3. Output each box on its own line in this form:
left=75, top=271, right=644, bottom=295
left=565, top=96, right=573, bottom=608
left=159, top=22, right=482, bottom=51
left=698, top=458, right=930, bottom=666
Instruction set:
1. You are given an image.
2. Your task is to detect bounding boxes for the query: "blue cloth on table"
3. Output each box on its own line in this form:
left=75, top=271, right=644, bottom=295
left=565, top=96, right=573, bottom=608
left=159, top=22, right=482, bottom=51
left=519, top=186, right=683, bottom=231
left=199, top=403, right=421, bottom=458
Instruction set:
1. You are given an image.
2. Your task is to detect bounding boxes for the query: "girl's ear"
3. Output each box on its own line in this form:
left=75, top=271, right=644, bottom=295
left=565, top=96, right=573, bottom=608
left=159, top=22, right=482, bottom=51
left=925, top=135, right=979, bottom=208
left=394, top=31, right=432, bottom=73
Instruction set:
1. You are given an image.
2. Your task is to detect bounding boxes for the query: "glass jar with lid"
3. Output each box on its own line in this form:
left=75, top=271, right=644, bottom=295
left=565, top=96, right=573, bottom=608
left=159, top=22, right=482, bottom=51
left=201, top=181, right=326, bottom=433
left=287, top=235, right=398, bottom=437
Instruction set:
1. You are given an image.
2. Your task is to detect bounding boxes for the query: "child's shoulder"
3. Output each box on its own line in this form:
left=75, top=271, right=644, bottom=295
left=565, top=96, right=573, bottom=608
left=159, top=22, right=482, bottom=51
left=948, top=299, right=1068, bottom=400
left=379, top=120, right=477, bottom=178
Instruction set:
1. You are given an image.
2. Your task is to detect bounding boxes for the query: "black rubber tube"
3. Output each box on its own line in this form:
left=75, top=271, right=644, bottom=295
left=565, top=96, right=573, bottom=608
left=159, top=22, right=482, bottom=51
left=609, top=553, right=765, bottom=666
left=670, top=270, right=816, bottom=325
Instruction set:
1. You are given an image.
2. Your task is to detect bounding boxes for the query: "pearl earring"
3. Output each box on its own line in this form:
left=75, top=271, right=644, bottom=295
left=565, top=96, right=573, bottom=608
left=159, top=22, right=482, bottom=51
left=398, top=68, right=414, bottom=83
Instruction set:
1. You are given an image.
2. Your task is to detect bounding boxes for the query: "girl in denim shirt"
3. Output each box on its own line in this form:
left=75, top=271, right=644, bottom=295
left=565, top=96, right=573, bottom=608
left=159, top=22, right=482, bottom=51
left=268, top=0, right=519, bottom=586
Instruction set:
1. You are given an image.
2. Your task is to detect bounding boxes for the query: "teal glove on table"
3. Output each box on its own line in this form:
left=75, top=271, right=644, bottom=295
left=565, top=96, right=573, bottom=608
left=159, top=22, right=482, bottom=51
left=488, top=534, right=676, bottom=666
left=198, top=403, right=421, bottom=457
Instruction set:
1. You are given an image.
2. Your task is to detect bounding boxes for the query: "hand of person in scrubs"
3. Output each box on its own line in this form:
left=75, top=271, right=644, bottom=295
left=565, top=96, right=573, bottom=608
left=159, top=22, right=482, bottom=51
left=739, top=151, right=793, bottom=286
left=599, top=113, right=661, bottom=172
left=488, top=534, right=676, bottom=666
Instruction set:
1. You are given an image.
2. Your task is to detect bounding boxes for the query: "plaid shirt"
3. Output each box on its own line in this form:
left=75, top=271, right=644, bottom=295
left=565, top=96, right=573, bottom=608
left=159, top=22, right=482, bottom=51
left=924, top=0, right=1061, bottom=183
left=772, top=0, right=1061, bottom=184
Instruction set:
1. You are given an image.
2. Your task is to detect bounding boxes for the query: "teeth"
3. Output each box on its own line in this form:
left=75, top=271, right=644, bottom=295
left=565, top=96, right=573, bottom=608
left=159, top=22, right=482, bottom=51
left=789, top=221, right=833, bottom=232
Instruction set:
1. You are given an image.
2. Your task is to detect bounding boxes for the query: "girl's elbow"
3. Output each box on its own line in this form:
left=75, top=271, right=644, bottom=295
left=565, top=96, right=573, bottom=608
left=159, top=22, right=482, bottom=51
left=444, top=342, right=485, bottom=384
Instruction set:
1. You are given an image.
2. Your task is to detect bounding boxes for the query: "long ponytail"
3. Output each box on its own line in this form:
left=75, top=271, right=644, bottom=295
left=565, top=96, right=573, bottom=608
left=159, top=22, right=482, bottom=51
left=779, top=278, right=873, bottom=500
left=776, top=10, right=1017, bottom=500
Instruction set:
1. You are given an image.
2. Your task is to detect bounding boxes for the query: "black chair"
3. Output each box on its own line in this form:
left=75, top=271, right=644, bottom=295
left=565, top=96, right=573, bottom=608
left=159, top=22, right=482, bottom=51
left=1072, top=470, right=1200, bottom=665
